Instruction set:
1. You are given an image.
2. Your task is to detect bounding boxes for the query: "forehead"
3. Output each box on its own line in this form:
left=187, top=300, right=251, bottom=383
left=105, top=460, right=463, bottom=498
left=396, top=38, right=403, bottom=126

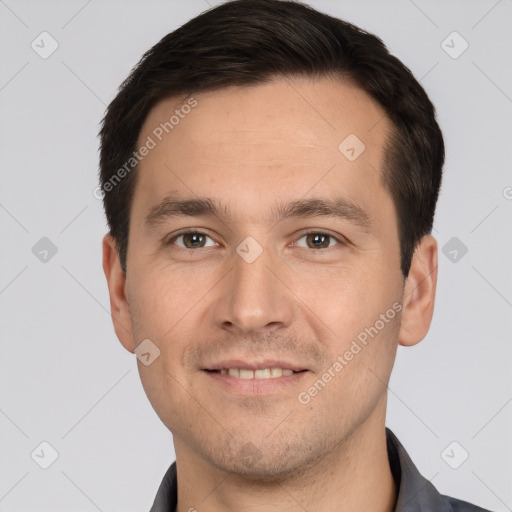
left=133, top=76, right=393, bottom=227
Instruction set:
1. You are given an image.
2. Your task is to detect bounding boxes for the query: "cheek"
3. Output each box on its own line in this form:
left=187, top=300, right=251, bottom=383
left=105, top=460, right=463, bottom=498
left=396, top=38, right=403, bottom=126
left=289, top=258, right=401, bottom=358
left=128, top=267, right=210, bottom=386
left=128, top=276, right=201, bottom=430
left=289, top=263, right=375, bottom=338
left=128, top=265, right=200, bottom=338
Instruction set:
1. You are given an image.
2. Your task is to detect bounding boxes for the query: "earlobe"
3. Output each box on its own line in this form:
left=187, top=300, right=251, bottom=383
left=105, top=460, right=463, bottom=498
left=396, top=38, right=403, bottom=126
left=398, top=235, right=438, bottom=347
left=102, top=233, right=136, bottom=353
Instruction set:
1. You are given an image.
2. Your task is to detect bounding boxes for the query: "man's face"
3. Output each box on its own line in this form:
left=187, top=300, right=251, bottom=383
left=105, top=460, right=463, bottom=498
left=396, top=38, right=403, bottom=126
left=116, top=76, right=406, bottom=479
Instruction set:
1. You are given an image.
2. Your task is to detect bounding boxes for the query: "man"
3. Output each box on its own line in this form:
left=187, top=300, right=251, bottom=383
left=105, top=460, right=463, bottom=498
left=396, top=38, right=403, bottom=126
left=99, top=0, right=492, bottom=510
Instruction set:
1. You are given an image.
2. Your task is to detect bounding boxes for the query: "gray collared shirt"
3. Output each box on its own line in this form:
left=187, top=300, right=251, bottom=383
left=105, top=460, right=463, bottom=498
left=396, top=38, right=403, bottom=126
left=149, top=427, right=493, bottom=511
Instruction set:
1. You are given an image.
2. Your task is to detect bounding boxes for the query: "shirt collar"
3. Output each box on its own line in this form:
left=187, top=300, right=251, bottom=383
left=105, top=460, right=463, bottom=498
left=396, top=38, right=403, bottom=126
left=150, top=427, right=452, bottom=512
left=385, top=427, right=451, bottom=511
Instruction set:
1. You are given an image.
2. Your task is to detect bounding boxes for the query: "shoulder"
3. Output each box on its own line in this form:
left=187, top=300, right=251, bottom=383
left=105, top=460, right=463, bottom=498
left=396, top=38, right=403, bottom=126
left=443, top=494, right=495, bottom=512
left=385, top=427, right=495, bottom=512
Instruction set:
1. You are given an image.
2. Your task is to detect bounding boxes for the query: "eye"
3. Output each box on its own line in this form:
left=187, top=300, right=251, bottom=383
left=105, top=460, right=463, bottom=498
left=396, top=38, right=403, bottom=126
left=166, top=230, right=217, bottom=249
left=293, top=231, right=345, bottom=249
left=165, top=230, right=347, bottom=251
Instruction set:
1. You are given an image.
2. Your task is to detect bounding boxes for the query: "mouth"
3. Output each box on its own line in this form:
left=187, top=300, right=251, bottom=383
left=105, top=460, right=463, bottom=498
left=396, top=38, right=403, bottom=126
left=204, top=368, right=308, bottom=380
left=202, top=361, right=310, bottom=395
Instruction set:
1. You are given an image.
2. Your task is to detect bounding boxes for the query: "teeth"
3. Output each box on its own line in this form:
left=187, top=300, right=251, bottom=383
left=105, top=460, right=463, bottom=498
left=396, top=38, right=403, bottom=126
left=219, top=368, right=297, bottom=379
left=255, top=368, right=271, bottom=379
left=239, top=369, right=253, bottom=379
left=271, top=368, right=282, bottom=377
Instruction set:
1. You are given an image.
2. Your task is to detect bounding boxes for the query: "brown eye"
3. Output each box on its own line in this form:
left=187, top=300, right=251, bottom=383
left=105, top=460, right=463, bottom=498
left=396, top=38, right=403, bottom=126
left=295, top=232, right=341, bottom=249
left=306, top=233, right=330, bottom=248
left=182, top=233, right=206, bottom=248
left=168, top=231, right=216, bottom=249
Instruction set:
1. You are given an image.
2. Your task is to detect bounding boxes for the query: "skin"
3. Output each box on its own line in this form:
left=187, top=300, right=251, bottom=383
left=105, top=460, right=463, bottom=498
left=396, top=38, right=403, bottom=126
left=102, top=76, right=438, bottom=512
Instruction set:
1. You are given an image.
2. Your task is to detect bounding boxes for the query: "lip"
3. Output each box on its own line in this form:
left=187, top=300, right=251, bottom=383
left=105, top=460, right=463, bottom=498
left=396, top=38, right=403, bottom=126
left=203, top=368, right=310, bottom=395
left=203, top=359, right=307, bottom=372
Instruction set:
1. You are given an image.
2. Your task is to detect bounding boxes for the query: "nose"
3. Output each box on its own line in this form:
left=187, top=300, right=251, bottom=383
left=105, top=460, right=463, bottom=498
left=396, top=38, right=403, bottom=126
left=212, top=241, right=294, bottom=336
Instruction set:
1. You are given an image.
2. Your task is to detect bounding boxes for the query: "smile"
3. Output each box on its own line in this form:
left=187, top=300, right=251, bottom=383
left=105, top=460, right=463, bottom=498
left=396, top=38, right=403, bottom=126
left=210, top=368, right=304, bottom=379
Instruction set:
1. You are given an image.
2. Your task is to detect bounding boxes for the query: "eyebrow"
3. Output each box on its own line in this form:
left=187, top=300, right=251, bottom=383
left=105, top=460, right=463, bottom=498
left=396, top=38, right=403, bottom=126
left=144, top=195, right=372, bottom=232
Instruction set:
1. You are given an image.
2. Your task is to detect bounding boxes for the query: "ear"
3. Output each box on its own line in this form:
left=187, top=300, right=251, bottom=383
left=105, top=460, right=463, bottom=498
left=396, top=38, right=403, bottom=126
left=102, top=233, right=136, bottom=353
left=398, top=234, right=438, bottom=347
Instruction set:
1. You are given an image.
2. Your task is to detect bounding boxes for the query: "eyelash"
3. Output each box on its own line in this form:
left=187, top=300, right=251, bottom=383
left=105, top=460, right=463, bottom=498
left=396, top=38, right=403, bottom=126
left=165, top=229, right=348, bottom=250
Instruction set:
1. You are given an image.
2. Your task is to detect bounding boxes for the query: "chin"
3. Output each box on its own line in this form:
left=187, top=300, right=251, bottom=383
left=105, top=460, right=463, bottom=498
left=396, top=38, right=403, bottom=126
left=208, top=438, right=328, bottom=484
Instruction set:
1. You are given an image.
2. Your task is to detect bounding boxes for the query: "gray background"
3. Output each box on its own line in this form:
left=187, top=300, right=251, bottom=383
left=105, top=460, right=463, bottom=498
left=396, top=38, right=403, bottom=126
left=1, top=0, right=511, bottom=510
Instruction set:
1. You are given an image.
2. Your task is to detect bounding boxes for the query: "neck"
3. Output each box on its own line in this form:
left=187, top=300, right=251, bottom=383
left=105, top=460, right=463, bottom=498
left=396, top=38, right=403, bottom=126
left=174, top=405, right=397, bottom=512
